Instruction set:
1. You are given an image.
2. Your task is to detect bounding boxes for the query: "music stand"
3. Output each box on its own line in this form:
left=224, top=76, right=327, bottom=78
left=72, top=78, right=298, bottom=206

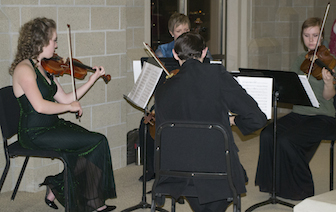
left=121, top=59, right=168, bottom=212
left=122, top=97, right=167, bottom=212
left=238, top=68, right=314, bottom=212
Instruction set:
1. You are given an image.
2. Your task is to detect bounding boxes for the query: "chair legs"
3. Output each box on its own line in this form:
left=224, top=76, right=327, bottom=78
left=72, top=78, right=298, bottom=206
left=233, top=195, right=241, bottom=212
left=0, top=154, right=69, bottom=212
left=61, top=158, right=69, bottom=212
left=0, top=153, right=11, bottom=192
left=171, top=198, right=176, bottom=212
left=331, top=140, right=334, bottom=191
left=11, top=156, right=30, bottom=200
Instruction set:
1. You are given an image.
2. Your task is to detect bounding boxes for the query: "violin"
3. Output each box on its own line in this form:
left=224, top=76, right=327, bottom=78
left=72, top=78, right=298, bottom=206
left=300, top=2, right=335, bottom=81
left=41, top=53, right=111, bottom=84
left=300, top=45, right=336, bottom=80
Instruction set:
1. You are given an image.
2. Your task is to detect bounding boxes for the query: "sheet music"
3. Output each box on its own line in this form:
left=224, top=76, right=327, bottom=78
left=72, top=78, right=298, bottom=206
left=298, top=75, right=319, bottom=108
left=126, top=61, right=163, bottom=109
left=235, top=76, right=273, bottom=119
left=132, top=60, right=141, bottom=83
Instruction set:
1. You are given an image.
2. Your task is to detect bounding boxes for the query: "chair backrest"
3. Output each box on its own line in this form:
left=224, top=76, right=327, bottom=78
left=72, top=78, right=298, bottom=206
left=0, top=86, right=20, bottom=139
left=155, top=122, right=232, bottom=178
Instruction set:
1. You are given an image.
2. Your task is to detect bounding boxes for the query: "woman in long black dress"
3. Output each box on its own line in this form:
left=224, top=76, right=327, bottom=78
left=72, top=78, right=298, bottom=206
left=9, top=17, right=116, bottom=212
left=255, top=17, right=336, bottom=200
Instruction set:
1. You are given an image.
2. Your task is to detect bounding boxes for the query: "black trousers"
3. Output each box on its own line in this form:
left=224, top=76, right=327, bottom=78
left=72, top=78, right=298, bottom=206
left=255, top=112, right=336, bottom=200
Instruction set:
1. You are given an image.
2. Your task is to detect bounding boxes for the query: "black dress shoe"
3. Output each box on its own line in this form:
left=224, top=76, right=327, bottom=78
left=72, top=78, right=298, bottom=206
left=155, top=196, right=165, bottom=207
left=177, top=196, right=185, bottom=204
left=44, top=186, right=58, bottom=209
left=138, top=173, right=155, bottom=182
left=97, top=205, right=116, bottom=211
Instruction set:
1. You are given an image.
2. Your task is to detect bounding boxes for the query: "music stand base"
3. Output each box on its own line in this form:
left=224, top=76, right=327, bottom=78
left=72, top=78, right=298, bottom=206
left=245, top=196, right=295, bottom=212
left=121, top=201, right=167, bottom=212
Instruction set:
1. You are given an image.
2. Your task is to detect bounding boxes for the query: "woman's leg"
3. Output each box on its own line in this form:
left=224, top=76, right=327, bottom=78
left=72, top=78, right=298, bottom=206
left=256, top=113, right=336, bottom=200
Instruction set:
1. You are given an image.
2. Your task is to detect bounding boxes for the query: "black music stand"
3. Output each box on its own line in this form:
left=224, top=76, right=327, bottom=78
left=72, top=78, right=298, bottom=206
left=122, top=96, right=167, bottom=212
left=238, top=69, right=314, bottom=212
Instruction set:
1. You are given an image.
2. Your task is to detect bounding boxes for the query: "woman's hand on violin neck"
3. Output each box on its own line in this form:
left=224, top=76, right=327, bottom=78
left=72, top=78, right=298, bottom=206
left=90, top=66, right=106, bottom=81
left=70, top=101, right=83, bottom=117
left=322, top=68, right=336, bottom=100
left=322, top=67, right=334, bottom=84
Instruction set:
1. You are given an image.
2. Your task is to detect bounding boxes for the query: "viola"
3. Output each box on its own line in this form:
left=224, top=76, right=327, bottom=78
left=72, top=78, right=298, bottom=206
left=41, top=53, right=111, bottom=84
left=143, top=110, right=156, bottom=139
left=143, top=42, right=180, bottom=79
left=300, top=45, right=336, bottom=80
left=142, top=67, right=179, bottom=140
left=141, top=42, right=182, bottom=139
left=167, top=68, right=180, bottom=79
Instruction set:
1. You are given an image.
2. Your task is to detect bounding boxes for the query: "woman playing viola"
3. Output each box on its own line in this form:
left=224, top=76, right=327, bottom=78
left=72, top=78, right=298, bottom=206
left=10, top=17, right=116, bottom=211
left=255, top=17, right=336, bottom=200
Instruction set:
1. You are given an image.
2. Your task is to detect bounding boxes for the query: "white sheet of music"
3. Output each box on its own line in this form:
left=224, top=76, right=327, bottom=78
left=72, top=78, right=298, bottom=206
left=235, top=76, right=273, bottom=119
left=126, top=61, right=163, bottom=109
left=132, top=60, right=142, bottom=83
left=298, top=75, right=319, bottom=108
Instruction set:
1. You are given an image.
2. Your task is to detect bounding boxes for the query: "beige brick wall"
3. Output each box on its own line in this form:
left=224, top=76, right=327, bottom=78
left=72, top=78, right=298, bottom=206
left=0, top=0, right=146, bottom=193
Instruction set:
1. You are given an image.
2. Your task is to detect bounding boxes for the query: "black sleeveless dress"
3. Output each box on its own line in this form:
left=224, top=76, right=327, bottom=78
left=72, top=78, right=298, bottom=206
left=17, top=59, right=116, bottom=211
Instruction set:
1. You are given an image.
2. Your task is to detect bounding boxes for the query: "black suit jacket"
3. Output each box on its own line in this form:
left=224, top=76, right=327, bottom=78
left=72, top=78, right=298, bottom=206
left=154, top=59, right=267, bottom=204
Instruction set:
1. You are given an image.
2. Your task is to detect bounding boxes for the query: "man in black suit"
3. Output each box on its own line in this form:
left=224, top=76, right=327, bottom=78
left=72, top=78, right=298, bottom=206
left=154, top=32, right=267, bottom=211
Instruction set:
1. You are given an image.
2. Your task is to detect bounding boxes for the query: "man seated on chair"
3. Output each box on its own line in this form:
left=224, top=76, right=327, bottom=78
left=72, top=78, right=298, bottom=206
left=154, top=32, right=268, bottom=212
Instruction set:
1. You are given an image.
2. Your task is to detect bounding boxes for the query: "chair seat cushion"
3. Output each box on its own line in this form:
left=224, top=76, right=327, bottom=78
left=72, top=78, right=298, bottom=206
left=8, top=141, right=61, bottom=158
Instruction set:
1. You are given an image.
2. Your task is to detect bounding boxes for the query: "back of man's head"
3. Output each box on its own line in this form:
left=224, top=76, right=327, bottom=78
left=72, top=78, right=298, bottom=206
left=174, top=32, right=206, bottom=61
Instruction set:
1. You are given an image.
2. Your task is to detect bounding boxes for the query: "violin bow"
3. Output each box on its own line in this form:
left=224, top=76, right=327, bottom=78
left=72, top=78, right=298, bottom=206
left=143, top=42, right=171, bottom=77
left=307, top=2, right=330, bottom=80
left=67, top=24, right=80, bottom=121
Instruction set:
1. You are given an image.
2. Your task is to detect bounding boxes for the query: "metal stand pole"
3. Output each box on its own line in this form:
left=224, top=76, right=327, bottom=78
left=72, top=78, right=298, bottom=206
left=121, top=108, right=167, bottom=212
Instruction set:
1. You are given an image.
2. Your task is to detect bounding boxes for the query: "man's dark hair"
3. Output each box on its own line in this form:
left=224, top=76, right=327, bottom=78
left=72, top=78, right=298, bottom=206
left=174, top=32, right=206, bottom=60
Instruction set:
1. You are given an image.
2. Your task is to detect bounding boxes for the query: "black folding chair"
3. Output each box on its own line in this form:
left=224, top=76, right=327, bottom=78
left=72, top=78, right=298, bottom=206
left=151, top=122, right=241, bottom=212
left=0, top=86, right=69, bottom=212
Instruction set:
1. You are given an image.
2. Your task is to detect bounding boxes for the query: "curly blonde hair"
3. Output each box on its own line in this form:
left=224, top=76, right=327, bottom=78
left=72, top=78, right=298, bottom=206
left=9, top=17, right=56, bottom=75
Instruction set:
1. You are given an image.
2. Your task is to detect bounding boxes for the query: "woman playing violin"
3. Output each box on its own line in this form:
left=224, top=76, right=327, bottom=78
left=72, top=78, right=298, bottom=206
left=10, top=17, right=116, bottom=211
left=255, top=17, right=336, bottom=200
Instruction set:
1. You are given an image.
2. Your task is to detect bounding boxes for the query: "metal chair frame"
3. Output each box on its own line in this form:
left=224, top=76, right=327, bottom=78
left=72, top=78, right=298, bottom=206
left=0, top=86, right=69, bottom=212
left=151, top=122, right=241, bottom=212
